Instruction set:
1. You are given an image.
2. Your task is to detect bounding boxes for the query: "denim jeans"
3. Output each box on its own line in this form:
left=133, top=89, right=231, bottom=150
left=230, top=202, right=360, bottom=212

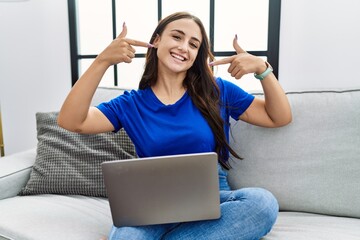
left=108, top=166, right=279, bottom=240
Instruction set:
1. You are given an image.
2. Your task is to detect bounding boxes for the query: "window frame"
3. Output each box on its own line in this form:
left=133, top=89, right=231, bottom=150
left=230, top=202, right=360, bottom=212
left=68, top=0, right=281, bottom=87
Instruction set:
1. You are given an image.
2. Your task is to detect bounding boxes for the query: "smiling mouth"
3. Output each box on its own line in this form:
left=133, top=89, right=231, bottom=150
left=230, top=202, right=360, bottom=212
left=171, top=52, right=187, bottom=62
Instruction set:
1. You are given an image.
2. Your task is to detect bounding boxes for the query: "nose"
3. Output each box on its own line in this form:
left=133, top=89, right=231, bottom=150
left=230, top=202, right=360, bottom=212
left=177, top=42, right=188, bottom=52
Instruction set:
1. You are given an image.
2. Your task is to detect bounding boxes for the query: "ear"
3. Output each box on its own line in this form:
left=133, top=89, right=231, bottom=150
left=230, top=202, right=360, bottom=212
left=152, top=34, right=161, bottom=48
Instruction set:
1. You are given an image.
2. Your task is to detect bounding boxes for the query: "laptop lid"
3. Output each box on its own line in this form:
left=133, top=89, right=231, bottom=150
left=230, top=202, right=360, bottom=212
left=101, top=152, right=220, bottom=227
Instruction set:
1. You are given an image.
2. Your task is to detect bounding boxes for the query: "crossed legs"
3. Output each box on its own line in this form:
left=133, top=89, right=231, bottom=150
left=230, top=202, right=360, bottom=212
left=108, top=187, right=278, bottom=240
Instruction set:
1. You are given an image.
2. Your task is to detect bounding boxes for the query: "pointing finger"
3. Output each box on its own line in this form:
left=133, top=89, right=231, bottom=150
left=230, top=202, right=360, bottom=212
left=126, top=39, right=154, bottom=48
left=116, top=22, right=154, bottom=48
left=233, top=34, right=246, bottom=54
left=209, top=56, right=236, bottom=67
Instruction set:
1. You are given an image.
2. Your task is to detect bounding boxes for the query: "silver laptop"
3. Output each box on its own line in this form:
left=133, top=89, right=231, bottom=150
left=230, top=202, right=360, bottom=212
left=101, top=152, right=221, bottom=227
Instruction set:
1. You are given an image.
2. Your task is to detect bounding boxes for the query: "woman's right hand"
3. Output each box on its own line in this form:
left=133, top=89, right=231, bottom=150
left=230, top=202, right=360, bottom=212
left=58, top=23, right=152, bottom=134
left=96, top=23, right=153, bottom=67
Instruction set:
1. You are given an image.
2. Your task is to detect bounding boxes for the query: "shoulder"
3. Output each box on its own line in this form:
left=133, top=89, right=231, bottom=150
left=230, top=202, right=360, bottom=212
left=214, top=77, right=255, bottom=112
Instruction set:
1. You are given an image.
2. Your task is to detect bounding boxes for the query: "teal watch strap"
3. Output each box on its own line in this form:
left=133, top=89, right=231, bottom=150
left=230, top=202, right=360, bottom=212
left=254, top=62, right=273, bottom=80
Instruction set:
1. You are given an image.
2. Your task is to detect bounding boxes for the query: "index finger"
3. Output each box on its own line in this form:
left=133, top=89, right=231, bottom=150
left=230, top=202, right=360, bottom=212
left=209, top=56, right=236, bottom=67
left=126, top=38, right=154, bottom=48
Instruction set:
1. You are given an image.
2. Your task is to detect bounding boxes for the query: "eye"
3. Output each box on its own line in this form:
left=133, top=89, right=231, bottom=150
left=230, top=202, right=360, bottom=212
left=172, top=35, right=181, bottom=40
left=190, top=42, right=198, bottom=49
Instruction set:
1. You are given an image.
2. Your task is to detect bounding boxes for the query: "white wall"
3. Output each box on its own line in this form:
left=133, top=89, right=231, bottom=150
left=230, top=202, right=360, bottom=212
left=279, top=0, right=360, bottom=91
left=0, top=0, right=359, bottom=155
left=0, top=0, right=71, bottom=155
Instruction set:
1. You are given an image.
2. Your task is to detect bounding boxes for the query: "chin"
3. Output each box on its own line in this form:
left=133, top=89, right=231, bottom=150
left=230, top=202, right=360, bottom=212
left=167, top=63, right=190, bottom=74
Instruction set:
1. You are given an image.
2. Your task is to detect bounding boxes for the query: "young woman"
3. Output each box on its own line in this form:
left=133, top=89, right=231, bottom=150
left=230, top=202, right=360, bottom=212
left=58, top=12, right=291, bottom=240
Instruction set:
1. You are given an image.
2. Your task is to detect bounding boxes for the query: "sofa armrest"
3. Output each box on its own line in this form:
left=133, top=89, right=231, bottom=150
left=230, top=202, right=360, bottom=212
left=0, top=148, right=36, bottom=200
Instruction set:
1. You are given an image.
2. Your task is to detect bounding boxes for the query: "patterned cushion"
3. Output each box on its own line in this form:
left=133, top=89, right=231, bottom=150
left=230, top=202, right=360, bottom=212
left=19, top=112, right=136, bottom=197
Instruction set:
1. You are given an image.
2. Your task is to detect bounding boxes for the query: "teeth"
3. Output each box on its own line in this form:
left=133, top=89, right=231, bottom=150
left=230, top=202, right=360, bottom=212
left=171, top=53, right=185, bottom=61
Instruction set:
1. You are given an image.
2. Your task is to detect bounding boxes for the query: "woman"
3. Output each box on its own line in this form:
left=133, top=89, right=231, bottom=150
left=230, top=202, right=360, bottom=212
left=58, top=12, right=291, bottom=240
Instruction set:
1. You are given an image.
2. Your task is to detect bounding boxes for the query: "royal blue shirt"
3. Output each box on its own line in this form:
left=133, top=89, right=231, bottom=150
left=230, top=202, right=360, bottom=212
left=97, top=77, right=254, bottom=158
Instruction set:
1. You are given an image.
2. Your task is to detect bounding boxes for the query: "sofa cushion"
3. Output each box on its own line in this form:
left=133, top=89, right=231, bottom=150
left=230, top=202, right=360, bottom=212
left=264, top=212, right=360, bottom=240
left=0, top=149, right=36, bottom=200
left=19, top=112, right=136, bottom=197
left=228, top=89, right=360, bottom=218
left=1, top=197, right=359, bottom=240
left=0, top=195, right=112, bottom=240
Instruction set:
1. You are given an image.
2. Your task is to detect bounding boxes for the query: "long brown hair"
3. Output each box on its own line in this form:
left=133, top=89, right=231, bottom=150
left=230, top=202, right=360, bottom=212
left=139, top=12, right=241, bottom=170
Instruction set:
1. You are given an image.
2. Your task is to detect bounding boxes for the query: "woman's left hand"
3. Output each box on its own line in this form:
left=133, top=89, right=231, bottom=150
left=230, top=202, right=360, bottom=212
left=209, top=36, right=267, bottom=79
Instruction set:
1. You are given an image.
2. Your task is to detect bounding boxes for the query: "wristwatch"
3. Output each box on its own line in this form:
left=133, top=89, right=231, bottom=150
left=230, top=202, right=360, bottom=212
left=254, top=61, right=273, bottom=80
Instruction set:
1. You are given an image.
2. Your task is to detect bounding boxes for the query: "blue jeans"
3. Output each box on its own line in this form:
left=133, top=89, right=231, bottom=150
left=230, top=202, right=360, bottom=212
left=108, top=166, right=278, bottom=240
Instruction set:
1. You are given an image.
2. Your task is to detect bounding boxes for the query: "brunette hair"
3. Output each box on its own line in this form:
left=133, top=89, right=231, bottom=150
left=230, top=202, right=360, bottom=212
left=139, top=12, right=241, bottom=169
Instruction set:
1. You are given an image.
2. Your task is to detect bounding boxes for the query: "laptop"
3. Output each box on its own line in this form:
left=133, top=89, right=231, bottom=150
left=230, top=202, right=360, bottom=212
left=101, top=152, right=221, bottom=227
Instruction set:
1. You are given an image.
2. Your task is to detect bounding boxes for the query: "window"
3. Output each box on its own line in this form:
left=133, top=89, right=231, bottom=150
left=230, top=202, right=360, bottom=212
left=68, top=0, right=281, bottom=92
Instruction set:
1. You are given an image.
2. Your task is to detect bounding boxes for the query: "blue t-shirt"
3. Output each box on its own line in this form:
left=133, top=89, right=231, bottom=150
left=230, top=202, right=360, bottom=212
left=97, top=77, right=254, bottom=158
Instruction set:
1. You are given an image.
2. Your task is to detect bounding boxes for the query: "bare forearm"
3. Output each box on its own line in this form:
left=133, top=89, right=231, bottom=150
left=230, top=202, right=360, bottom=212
left=261, top=73, right=292, bottom=127
left=57, top=58, right=109, bottom=130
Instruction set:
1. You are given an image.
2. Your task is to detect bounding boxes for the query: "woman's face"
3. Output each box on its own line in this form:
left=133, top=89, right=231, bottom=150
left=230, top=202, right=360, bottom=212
left=154, top=18, right=202, bottom=74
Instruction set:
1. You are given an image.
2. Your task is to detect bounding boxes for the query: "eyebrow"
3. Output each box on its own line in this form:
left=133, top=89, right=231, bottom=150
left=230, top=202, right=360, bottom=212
left=170, top=29, right=201, bottom=43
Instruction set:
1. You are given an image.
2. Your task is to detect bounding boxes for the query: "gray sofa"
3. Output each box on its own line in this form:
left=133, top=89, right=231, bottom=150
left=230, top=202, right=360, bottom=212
left=0, top=87, right=359, bottom=240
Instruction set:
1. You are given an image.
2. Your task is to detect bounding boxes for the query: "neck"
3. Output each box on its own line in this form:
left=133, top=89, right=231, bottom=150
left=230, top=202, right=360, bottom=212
left=152, top=71, right=187, bottom=105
